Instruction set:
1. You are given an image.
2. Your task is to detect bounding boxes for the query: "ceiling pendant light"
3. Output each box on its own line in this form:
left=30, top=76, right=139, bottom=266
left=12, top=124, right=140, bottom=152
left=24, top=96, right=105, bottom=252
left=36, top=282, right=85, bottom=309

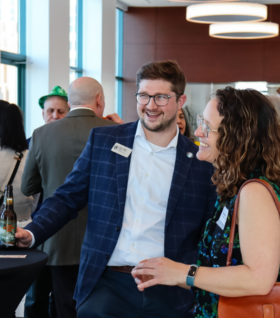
left=186, top=3, right=267, bottom=24
left=209, top=22, right=279, bottom=39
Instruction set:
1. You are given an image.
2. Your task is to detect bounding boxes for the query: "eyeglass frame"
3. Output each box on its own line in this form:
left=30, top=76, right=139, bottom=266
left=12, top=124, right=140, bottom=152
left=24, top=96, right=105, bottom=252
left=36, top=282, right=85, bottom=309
left=134, top=93, right=182, bottom=107
left=197, top=115, right=218, bottom=138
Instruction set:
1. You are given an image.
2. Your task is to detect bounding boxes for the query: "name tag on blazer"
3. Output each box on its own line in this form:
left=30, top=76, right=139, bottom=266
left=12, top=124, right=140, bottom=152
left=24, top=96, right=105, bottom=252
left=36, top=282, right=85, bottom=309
left=111, top=143, right=132, bottom=158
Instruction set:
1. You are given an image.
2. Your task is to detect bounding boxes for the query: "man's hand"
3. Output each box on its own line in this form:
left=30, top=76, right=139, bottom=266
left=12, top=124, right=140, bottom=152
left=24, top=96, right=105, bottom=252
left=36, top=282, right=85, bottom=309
left=15, top=227, right=32, bottom=248
left=105, top=113, right=124, bottom=124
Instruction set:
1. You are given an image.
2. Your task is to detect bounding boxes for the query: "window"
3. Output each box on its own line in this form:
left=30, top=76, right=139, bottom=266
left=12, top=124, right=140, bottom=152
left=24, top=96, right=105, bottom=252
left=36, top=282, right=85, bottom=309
left=235, top=82, right=268, bottom=94
left=0, top=64, right=18, bottom=103
left=69, top=0, right=83, bottom=82
left=0, top=0, right=19, bottom=53
left=115, top=8, right=124, bottom=117
left=0, top=0, right=26, bottom=113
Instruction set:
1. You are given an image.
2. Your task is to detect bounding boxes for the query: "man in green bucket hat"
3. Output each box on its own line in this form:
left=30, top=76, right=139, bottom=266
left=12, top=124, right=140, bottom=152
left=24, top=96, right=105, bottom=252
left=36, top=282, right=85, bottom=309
left=24, top=85, right=70, bottom=316
left=39, top=85, right=70, bottom=124
left=26, top=86, right=70, bottom=147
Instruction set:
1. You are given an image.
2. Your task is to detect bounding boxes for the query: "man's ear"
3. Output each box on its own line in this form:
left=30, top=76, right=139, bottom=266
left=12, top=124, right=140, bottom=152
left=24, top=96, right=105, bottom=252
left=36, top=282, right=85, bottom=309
left=178, top=94, right=187, bottom=110
left=96, top=94, right=102, bottom=109
left=42, top=109, right=45, bottom=120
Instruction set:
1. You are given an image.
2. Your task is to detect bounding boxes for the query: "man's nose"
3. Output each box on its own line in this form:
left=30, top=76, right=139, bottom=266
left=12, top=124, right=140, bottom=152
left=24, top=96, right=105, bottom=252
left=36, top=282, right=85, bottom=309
left=146, top=97, right=158, bottom=110
left=53, top=110, right=60, bottom=119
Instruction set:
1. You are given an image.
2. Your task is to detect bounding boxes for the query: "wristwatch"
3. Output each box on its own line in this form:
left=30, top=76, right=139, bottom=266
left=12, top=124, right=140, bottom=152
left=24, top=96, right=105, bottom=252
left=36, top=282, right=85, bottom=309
left=186, top=264, right=200, bottom=287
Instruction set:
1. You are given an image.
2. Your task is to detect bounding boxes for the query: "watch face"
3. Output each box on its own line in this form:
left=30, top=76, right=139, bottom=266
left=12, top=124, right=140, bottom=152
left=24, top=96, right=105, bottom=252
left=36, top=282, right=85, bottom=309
left=189, top=265, right=197, bottom=277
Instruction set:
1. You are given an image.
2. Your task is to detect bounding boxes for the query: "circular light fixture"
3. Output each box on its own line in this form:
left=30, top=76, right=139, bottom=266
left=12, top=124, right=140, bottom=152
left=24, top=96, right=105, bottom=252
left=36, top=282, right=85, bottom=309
left=186, top=3, right=267, bottom=24
left=209, top=22, right=279, bottom=39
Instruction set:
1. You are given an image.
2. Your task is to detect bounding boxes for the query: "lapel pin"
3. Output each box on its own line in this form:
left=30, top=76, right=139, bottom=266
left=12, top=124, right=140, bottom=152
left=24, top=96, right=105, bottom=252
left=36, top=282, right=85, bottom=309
left=186, top=152, right=193, bottom=158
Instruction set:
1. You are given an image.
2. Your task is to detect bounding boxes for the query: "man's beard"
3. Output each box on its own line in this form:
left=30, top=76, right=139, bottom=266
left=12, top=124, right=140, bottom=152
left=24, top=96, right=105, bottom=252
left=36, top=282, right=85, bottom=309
left=141, top=113, right=177, bottom=132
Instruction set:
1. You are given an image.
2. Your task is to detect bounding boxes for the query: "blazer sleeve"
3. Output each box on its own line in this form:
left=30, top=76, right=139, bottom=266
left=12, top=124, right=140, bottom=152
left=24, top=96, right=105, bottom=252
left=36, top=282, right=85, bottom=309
left=25, top=129, right=95, bottom=248
left=21, top=133, right=42, bottom=196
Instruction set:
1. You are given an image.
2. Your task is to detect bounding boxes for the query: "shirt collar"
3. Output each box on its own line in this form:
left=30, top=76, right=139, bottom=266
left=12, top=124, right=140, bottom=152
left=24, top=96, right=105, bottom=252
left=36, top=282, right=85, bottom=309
left=70, top=107, right=94, bottom=112
left=135, top=120, right=179, bottom=150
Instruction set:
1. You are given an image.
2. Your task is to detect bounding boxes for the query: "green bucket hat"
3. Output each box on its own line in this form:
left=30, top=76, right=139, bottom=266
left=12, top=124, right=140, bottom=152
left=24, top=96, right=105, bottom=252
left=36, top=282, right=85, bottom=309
left=38, top=86, right=68, bottom=109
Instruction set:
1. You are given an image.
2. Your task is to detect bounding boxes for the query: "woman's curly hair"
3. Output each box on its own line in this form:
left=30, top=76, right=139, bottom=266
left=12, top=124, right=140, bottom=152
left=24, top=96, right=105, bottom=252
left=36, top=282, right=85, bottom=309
left=212, top=86, right=280, bottom=202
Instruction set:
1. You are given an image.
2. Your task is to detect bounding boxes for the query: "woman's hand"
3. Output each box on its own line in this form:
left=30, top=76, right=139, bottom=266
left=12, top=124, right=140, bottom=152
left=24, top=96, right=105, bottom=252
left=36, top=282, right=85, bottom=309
left=131, top=257, right=190, bottom=291
left=105, top=113, right=124, bottom=124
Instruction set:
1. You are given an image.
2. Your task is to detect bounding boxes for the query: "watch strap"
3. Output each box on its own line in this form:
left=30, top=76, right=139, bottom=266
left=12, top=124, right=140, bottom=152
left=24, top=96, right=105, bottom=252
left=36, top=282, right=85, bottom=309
left=186, top=264, right=200, bottom=287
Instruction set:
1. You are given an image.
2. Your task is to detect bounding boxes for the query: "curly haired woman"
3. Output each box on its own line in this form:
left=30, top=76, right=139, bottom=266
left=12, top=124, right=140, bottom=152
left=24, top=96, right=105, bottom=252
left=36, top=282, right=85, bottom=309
left=132, top=87, right=280, bottom=318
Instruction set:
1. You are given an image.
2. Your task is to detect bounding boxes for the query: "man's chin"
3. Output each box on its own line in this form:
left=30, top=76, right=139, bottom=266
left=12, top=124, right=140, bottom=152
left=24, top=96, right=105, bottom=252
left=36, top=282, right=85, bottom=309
left=141, top=119, right=164, bottom=132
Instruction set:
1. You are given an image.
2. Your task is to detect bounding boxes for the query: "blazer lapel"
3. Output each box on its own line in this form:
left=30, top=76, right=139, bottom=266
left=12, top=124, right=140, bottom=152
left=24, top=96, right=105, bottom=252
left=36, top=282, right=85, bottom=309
left=165, top=134, right=195, bottom=228
left=116, top=121, right=138, bottom=215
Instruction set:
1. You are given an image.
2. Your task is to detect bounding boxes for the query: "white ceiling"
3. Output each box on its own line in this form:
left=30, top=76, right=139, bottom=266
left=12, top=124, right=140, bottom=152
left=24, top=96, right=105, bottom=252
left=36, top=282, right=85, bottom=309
left=120, top=0, right=280, bottom=7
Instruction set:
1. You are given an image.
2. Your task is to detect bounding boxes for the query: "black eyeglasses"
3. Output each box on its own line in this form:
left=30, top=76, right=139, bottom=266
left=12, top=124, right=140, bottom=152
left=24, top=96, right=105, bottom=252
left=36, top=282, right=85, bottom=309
left=135, top=93, right=180, bottom=107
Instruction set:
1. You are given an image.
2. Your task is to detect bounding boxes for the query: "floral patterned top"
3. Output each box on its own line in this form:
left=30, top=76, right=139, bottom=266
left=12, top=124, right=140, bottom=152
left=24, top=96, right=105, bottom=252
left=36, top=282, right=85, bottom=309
left=191, top=171, right=280, bottom=318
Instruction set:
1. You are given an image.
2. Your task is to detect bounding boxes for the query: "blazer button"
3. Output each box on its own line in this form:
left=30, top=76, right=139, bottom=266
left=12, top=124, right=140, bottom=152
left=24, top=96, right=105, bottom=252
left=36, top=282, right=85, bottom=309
left=116, top=226, right=121, bottom=232
left=106, top=254, right=110, bottom=260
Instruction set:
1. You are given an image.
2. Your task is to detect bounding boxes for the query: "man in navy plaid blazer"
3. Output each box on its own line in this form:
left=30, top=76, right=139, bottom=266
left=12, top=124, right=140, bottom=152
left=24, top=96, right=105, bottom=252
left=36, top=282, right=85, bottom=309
left=17, top=61, right=217, bottom=318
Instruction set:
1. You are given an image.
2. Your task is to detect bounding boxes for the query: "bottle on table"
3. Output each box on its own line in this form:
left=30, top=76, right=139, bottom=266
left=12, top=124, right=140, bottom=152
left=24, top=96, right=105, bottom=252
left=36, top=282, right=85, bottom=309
left=0, top=185, right=17, bottom=249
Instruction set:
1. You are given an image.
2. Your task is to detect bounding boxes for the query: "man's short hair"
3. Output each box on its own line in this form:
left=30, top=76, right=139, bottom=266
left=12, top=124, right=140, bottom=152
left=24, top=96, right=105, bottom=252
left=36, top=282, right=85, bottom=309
left=136, top=60, right=186, bottom=100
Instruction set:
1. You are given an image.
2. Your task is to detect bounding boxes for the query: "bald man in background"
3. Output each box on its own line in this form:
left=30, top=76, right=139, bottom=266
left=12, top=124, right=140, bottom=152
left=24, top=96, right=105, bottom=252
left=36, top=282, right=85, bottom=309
left=22, top=77, right=123, bottom=318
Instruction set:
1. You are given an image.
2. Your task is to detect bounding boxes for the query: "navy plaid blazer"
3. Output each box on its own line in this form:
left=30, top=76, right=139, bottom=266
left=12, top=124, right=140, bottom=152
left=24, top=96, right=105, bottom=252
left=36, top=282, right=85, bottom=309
left=26, top=121, right=217, bottom=316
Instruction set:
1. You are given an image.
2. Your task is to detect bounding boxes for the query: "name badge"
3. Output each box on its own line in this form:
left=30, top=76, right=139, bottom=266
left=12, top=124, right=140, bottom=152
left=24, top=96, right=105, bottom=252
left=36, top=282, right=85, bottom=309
left=111, top=143, right=132, bottom=158
left=216, top=207, right=229, bottom=230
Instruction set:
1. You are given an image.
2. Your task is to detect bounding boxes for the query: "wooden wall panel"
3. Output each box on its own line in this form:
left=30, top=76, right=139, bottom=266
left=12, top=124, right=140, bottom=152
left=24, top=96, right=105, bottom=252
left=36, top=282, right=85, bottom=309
left=264, top=43, right=280, bottom=82
left=123, top=44, right=156, bottom=81
left=122, top=82, right=138, bottom=123
left=124, top=7, right=156, bottom=44
left=156, top=7, right=215, bottom=44
left=156, top=43, right=264, bottom=82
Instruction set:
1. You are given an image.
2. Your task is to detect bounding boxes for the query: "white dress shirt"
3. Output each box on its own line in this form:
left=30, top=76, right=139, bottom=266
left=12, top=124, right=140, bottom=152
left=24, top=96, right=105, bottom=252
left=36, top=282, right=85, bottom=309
left=70, top=107, right=94, bottom=112
left=108, top=121, right=179, bottom=266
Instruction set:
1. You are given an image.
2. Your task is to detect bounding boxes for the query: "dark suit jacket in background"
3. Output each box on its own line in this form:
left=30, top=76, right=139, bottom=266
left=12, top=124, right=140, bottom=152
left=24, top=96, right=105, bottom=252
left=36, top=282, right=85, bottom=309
left=25, top=121, right=217, bottom=316
left=22, top=109, right=117, bottom=266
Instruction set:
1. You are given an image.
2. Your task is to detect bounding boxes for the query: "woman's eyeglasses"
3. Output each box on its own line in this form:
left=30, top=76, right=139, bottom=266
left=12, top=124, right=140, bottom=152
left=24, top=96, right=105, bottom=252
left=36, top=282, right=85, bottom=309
left=197, top=115, right=218, bottom=138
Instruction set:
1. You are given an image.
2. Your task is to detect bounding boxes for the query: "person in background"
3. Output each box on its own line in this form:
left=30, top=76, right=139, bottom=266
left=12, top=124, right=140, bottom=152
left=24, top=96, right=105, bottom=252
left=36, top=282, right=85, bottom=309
left=177, top=107, right=192, bottom=138
left=25, top=86, right=70, bottom=318
left=132, top=87, right=280, bottom=318
left=26, top=86, right=70, bottom=148
left=0, top=101, right=39, bottom=228
left=40, top=86, right=70, bottom=124
left=266, top=94, right=280, bottom=118
left=177, top=107, right=200, bottom=146
left=22, top=77, right=122, bottom=318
